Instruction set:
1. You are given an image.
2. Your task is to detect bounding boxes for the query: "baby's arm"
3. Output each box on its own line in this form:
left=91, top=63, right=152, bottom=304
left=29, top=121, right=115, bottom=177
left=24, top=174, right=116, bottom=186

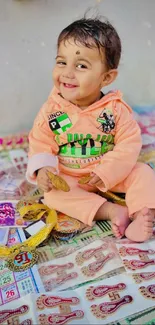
left=92, top=101, right=142, bottom=191
left=26, top=102, right=59, bottom=186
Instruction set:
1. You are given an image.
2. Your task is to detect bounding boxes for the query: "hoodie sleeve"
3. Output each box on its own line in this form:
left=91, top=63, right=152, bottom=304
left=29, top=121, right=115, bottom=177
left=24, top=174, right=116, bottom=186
left=93, top=101, right=142, bottom=191
left=26, top=103, right=59, bottom=184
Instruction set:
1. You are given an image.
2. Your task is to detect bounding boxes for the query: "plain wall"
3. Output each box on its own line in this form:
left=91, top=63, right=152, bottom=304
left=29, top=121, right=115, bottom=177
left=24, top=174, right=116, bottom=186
left=0, top=0, right=155, bottom=135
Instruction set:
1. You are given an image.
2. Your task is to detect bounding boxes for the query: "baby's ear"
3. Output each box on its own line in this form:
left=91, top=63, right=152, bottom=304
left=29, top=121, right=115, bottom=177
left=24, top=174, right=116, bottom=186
left=101, top=69, right=118, bottom=87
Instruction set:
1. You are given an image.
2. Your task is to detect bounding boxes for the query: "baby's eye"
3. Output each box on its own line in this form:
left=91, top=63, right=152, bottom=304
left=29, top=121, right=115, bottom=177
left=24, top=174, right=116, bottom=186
left=56, top=61, right=66, bottom=66
left=76, top=64, right=87, bottom=69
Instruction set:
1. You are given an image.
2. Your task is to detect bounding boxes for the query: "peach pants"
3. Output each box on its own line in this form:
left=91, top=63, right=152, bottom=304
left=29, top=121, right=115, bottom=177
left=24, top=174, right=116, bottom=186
left=44, top=163, right=155, bottom=226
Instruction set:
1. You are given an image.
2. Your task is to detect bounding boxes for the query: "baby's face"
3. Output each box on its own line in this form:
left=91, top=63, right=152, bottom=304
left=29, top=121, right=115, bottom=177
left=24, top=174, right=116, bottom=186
left=52, top=39, right=108, bottom=107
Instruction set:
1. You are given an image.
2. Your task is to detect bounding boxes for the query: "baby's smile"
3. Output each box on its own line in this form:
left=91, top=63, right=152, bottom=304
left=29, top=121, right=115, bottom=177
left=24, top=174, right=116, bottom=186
left=62, top=83, right=78, bottom=89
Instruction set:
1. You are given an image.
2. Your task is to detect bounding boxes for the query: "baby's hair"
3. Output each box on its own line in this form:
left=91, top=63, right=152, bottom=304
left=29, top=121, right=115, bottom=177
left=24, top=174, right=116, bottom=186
left=57, top=17, right=121, bottom=70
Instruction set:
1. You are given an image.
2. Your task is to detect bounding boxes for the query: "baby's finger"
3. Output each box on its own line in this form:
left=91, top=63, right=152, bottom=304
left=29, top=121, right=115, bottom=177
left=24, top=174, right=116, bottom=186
left=48, top=181, right=54, bottom=190
left=47, top=167, right=58, bottom=175
left=38, top=176, right=49, bottom=183
left=95, top=180, right=103, bottom=187
left=89, top=175, right=100, bottom=185
left=37, top=180, right=49, bottom=188
left=42, top=185, right=51, bottom=193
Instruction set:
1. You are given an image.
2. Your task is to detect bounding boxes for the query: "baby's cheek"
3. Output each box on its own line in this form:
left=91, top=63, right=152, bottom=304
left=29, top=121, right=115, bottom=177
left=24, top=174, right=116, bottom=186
left=52, top=68, right=59, bottom=83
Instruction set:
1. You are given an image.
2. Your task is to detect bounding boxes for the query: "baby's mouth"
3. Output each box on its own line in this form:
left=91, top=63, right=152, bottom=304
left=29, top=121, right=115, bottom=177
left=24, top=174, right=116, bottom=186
left=63, top=83, right=77, bottom=88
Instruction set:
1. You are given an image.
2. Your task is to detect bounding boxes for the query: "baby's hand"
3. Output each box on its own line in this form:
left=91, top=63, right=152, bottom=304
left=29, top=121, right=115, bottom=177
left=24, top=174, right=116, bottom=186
left=36, top=166, right=57, bottom=192
left=89, top=173, right=104, bottom=187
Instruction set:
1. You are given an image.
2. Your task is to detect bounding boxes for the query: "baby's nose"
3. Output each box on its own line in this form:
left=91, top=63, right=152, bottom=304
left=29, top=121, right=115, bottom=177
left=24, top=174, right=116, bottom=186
left=62, top=66, right=75, bottom=79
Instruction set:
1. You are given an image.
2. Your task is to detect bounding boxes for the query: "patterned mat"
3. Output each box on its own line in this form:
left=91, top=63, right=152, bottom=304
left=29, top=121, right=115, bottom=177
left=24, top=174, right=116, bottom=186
left=0, top=105, right=155, bottom=323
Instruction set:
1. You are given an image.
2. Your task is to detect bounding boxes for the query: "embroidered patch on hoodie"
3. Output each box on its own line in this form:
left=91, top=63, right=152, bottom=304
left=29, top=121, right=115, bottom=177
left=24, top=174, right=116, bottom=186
left=97, top=108, right=115, bottom=133
left=48, top=111, right=72, bottom=135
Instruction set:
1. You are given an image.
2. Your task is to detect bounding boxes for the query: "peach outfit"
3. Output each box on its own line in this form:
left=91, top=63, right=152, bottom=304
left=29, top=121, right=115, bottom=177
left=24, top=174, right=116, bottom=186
left=27, top=87, right=155, bottom=225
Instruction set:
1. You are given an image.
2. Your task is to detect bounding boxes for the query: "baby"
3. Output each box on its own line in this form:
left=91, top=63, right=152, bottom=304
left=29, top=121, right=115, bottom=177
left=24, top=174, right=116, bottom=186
left=27, top=18, right=155, bottom=242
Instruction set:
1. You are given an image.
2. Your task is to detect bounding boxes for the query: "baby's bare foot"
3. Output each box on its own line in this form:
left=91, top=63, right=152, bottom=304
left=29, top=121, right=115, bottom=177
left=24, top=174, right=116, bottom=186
left=125, top=207, right=154, bottom=242
left=110, top=205, right=130, bottom=239
left=95, top=202, right=130, bottom=238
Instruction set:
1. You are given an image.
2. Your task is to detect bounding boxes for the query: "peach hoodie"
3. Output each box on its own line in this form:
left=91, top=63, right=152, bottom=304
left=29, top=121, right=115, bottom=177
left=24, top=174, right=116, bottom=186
left=27, top=87, right=142, bottom=192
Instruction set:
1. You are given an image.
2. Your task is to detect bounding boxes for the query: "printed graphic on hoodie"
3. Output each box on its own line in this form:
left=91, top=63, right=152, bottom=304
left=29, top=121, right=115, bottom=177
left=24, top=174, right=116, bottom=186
left=55, top=133, right=114, bottom=169
left=97, top=108, right=115, bottom=133
left=48, top=111, right=72, bottom=135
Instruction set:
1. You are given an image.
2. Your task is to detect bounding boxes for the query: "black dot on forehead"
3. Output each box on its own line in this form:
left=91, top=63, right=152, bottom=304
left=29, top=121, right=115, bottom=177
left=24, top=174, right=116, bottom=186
left=76, top=51, right=80, bottom=55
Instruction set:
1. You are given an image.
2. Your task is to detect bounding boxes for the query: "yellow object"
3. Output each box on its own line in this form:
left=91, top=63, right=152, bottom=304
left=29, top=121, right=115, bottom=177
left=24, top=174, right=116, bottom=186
left=78, top=175, right=92, bottom=185
left=100, top=191, right=126, bottom=206
left=79, top=175, right=126, bottom=206
left=7, top=247, right=39, bottom=272
left=54, top=213, right=81, bottom=233
left=18, top=203, right=49, bottom=221
left=0, top=204, right=57, bottom=259
left=47, top=171, right=70, bottom=192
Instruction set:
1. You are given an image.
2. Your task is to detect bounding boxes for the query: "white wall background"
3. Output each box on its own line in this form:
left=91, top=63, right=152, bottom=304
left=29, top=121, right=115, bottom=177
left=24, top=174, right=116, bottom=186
left=0, top=0, right=155, bottom=135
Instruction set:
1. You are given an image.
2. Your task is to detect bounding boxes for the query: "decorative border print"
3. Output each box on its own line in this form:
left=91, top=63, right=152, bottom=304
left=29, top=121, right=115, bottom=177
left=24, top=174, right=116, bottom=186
left=139, top=284, right=155, bottom=300
left=0, top=201, right=29, bottom=227
left=76, top=274, right=155, bottom=324
left=0, top=295, right=35, bottom=325
left=37, top=240, right=122, bottom=291
left=116, top=241, right=155, bottom=273
left=38, top=262, right=78, bottom=292
left=0, top=229, right=43, bottom=307
left=132, top=272, right=155, bottom=284
left=125, top=306, right=155, bottom=325
left=35, top=292, right=88, bottom=325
